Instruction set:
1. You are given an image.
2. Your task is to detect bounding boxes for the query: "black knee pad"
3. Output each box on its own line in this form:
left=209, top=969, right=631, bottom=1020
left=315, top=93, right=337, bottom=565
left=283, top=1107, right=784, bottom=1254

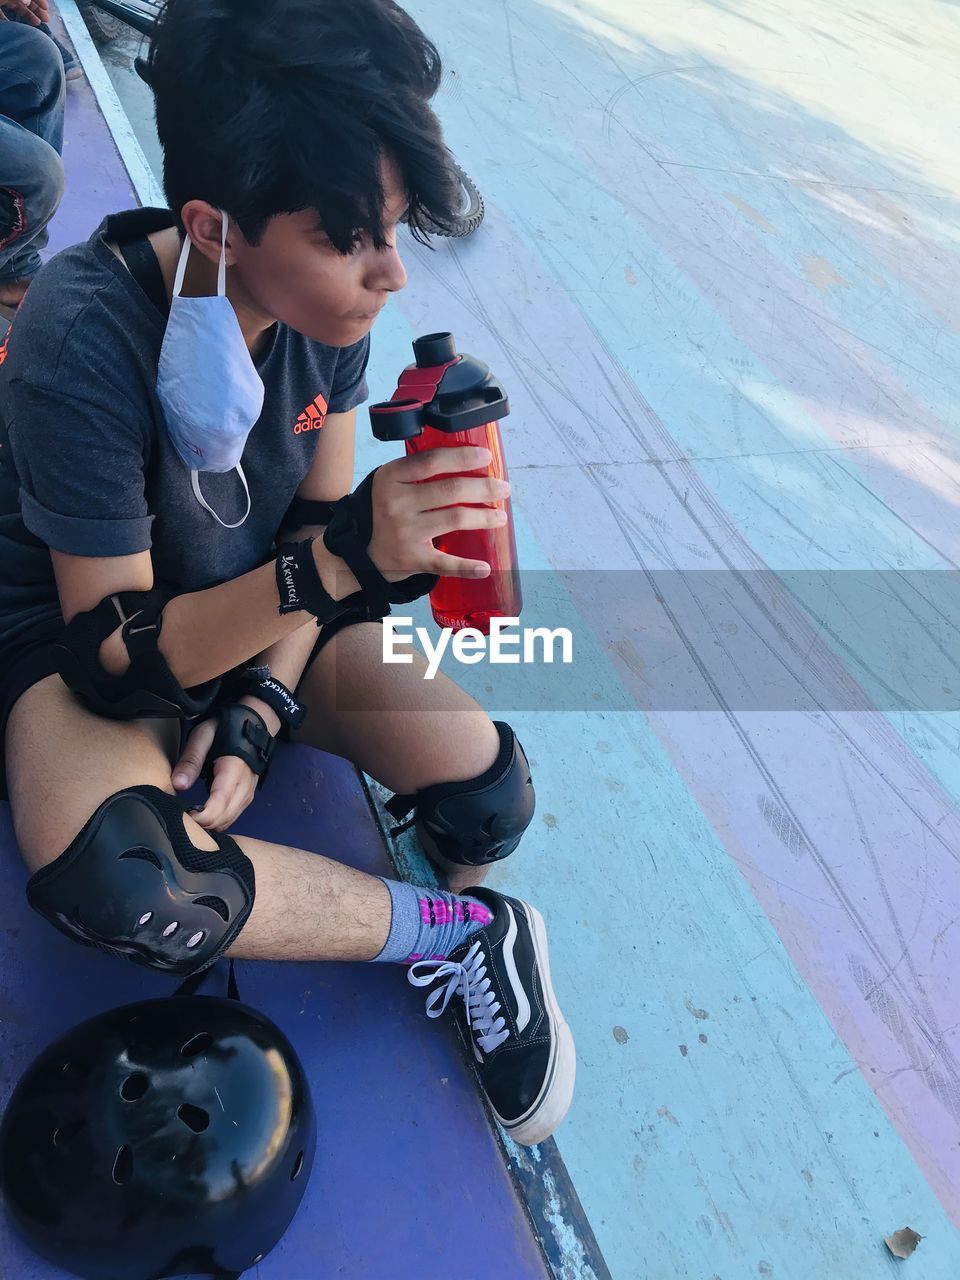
left=385, top=721, right=535, bottom=868
left=26, top=786, right=255, bottom=977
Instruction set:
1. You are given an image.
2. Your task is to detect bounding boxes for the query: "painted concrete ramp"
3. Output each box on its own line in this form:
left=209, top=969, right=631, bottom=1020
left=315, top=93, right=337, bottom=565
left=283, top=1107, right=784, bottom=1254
left=364, top=1, right=960, bottom=1276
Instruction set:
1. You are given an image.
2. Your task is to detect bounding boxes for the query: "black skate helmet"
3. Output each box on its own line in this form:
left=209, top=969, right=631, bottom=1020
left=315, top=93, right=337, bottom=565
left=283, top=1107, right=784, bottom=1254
left=0, top=994, right=315, bottom=1279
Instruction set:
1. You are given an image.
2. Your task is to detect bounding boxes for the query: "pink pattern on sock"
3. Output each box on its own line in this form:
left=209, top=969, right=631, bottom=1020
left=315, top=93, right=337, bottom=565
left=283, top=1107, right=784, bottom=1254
left=466, top=903, right=493, bottom=926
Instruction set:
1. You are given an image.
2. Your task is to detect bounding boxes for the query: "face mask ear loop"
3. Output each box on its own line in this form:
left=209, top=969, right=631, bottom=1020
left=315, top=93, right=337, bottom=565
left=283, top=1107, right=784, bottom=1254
left=171, top=232, right=192, bottom=300
left=217, top=211, right=229, bottom=297
left=190, top=464, right=251, bottom=530
left=170, top=213, right=229, bottom=301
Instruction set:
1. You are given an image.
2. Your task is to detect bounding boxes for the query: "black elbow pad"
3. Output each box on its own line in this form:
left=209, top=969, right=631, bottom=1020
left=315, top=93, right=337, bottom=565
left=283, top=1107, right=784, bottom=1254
left=53, top=590, right=220, bottom=720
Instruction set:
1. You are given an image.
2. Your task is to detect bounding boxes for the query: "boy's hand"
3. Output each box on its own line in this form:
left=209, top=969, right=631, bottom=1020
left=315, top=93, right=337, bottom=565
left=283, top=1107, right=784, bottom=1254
left=172, top=695, right=280, bottom=831
left=368, top=446, right=510, bottom=582
left=0, top=1, right=51, bottom=26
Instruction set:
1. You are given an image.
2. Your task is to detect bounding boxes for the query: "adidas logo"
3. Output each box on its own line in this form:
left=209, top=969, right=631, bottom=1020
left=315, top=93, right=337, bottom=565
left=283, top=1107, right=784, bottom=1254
left=293, top=393, right=328, bottom=434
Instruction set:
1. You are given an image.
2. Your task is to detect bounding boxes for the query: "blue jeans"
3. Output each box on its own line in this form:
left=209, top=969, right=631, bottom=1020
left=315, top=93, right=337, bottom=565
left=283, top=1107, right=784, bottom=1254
left=0, top=21, right=65, bottom=285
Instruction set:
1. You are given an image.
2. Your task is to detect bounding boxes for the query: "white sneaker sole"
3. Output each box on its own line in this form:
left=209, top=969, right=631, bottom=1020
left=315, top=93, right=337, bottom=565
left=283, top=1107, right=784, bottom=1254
left=491, top=900, right=576, bottom=1147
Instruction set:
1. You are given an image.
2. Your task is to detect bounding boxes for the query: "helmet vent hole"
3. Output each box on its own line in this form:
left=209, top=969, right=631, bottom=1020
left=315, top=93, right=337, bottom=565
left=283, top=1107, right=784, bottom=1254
left=52, top=1118, right=84, bottom=1147
left=181, top=1032, right=213, bottom=1058
left=291, top=1149, right=305, bottom=1180
left=119, top=846, right=162, bottom=869
left=112, top=1145, right=134, bottom=1184
left=177, top=1103, right=210, bottom=1133
left=120, top=1073, right=149, bottom=1101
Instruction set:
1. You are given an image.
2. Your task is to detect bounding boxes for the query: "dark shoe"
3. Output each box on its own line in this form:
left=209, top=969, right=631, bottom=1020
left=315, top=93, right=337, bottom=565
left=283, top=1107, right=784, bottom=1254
left=50, top=32, right=82, bottom=81
left=28, top=20, right=82, bottom=81
left=408, top=887, right=575, bottom=1146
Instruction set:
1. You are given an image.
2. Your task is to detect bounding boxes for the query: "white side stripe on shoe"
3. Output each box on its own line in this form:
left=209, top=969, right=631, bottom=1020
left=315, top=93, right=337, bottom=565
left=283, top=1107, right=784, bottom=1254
left=502, top=903, right=531, bottom=1032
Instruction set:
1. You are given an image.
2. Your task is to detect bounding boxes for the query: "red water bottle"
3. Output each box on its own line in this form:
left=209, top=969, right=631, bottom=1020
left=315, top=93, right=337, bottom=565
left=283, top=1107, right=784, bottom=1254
left=369, top=332, right=522, bottom=634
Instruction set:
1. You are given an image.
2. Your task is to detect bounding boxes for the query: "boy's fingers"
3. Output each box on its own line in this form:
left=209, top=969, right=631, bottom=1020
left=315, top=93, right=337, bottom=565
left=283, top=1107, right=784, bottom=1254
left=417, top=475, right=509, bottom=512
left=398, top=445, right=491, bottom=482
left=191, top=785, right=230, bottom=830
left=194, top=759, right=258, bottom=830
left=172, top=720, right=216, bottom=789
left=429, top=552, right=492, bottom=579
left=214, top=783, right=256, bottom=832
left=424, top=504, right=506, bottom=540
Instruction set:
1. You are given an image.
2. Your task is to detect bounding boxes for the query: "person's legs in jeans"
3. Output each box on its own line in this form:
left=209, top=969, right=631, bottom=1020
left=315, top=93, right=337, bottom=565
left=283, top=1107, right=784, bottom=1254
left=9, top=8, right=82, bottom=81
left=0, top=21, right=64, bottom=305
left=39, top=26, right=80, bottom=80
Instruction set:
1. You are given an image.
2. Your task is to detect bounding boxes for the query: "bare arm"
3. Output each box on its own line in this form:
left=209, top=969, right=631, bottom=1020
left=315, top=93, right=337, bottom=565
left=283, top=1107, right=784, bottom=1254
left=51, top=413, right=362, bottom=686
left=52, top=536, right=361, bottom=688
left=166, top=409, right=360, bottom=825
left=226, top=406, right=361, bottom=732
left=51, top=439, right=507, bottom=688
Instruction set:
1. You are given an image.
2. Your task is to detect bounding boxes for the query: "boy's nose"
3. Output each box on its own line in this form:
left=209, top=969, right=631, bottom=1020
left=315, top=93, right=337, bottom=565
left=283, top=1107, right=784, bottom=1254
left=368, top=242, right=407, bottom=295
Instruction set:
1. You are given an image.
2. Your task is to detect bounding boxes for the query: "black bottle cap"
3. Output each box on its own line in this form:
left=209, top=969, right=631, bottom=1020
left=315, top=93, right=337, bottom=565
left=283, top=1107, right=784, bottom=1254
left=369, top=398, right=427, bottom=441
left=413, top=332, right=457, bottom=368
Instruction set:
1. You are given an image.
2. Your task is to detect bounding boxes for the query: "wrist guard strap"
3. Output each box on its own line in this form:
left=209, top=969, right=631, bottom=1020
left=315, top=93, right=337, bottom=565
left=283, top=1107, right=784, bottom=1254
left=276, top=538, right=357, bottom=627
left=202, top=703, right=276, bottom=790
left=322, top=469, right=437, bottom=613
left=282, top=496, right=338, bottom=532
left=232, top=667, right=306, bottom=730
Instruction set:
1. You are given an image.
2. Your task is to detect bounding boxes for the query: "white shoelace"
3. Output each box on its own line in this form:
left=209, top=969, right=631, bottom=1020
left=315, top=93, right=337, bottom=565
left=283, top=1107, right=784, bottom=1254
left=408, top=941, right=510, bottom=1055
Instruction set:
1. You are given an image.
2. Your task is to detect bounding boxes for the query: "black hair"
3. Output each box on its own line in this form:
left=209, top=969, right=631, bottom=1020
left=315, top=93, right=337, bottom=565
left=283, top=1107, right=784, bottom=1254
left=147, top=0, right=460, bottom=251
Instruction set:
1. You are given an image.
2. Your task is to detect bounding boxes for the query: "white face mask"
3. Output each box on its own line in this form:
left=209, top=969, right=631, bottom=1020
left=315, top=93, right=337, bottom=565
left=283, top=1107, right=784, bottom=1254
left=156, top=211, right=265, bottom=529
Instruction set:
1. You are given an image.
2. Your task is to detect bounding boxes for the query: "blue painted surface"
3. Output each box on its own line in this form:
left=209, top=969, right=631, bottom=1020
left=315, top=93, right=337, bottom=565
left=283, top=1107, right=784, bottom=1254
left=358, top=1, right=960, bottom=1274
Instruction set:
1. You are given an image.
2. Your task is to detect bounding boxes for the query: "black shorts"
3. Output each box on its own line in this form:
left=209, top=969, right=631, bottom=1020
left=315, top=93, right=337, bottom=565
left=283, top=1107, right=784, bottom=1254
left=0, top=611, right=383, bottom=801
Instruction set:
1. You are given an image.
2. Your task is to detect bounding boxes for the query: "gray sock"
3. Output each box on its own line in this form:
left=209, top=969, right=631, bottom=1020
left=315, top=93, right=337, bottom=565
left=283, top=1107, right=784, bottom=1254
left=371, top=878, right=494, bottom=964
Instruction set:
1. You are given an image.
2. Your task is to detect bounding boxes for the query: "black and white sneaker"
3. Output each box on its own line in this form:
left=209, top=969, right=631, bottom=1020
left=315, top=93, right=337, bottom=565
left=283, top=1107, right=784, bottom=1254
left=407, top=887, right=575, bottom=1146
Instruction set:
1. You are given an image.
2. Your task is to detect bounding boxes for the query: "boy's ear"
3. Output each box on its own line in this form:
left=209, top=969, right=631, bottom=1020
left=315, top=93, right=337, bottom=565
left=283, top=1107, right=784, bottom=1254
left=180, top=201, right=239, bottom=266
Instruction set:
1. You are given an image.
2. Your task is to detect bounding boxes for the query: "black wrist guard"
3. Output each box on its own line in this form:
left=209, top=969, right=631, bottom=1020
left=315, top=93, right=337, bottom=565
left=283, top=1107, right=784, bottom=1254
left=201, top=703, right=276, bottom=791
left=282, top=495, right=338, bottom=532
left=275, top=538, right=360, bottom=627
left=231, top=666, right=306, bottom=730
left=322, top=469, right=438, bottom=616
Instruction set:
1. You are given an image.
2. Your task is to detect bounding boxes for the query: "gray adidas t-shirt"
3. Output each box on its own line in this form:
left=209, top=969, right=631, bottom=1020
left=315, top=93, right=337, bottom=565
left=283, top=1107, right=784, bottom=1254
left=0, top=207, right=370, bottom=671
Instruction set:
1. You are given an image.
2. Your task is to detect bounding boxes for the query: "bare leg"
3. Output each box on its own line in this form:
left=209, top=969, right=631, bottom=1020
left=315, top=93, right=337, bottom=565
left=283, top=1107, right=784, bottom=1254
left=293, top=622, right=503, bottom=892
left=6, top=676, right=392, bottom=961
